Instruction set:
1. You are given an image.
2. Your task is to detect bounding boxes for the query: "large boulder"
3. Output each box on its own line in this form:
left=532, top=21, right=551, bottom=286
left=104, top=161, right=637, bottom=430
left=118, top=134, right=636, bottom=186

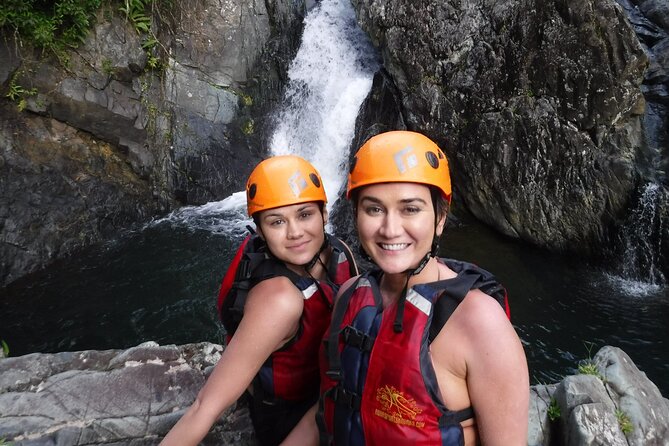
left=529, top=346, right=669, bottom=445
left=351, top=0, right=648, bottom=256
left=0, top=342, right=256, bottom=445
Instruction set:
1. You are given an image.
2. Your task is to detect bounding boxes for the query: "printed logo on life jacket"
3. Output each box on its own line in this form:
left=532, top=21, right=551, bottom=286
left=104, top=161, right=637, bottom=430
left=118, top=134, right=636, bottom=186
left=374, top=384, right=425, bottom=428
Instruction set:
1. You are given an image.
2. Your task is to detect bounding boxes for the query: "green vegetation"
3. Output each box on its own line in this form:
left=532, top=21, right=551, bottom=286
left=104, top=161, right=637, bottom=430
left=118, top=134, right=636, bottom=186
left=0, top=438, right=12, bottom=445
left=0, top=0, right=103, bottom=51
left=547, top=397, right=561, bottom=421
left=1, top=339, right=8, bottom=357
left=5, top=71, right=37, bottom=111
left=577, top=360, right=602, bottom=378
left=241, top=118, right=255, bottom=135
left=0, top=0, right=162, bottom=70
left=119, top=0, right=151, bottom=33
left=616, top=409, right=633, bottom=435
left=578, top=341, right=603, bottom=379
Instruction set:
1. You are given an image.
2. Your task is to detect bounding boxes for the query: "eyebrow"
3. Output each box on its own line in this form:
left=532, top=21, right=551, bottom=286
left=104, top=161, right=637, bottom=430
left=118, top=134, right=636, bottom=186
left=359, top=196, right=428, bottom=205
left=262, top=203, right=318, bottom=219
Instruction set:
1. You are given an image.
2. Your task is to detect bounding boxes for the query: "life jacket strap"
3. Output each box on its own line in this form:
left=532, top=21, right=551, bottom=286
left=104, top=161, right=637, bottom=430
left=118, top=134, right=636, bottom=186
left=440, top=406, right=475, bottom=424
left=325, top=275, right=363, bottom=381
left=341, top=325, right=375, bottom=352
left=326, top=385, right=362, bottom=410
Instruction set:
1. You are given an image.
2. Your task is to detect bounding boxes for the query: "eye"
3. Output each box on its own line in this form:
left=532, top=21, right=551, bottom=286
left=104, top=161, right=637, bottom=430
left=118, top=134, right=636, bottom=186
left=364, top=205, right=384, bottom=215
left=404, top=205, right=421, bottom=215
left=299, top=211, right=314, bottom=219
left=269, top=218, right=285, bottom=226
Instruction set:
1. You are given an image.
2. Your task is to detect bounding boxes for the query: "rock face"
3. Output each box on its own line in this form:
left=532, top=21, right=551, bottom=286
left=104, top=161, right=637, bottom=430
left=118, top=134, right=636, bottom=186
left=0, top=0, right=308, bottom=286
left=0, top=342, right=256, bottom=446
left=528, top=346, right=669, bottom=446
left=0, top=343, right=666, bottom=445
left=351, top=0, right=648, bottom=256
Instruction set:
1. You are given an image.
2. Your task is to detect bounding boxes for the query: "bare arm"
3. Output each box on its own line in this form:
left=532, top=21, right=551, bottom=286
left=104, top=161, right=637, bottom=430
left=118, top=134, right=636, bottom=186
left=279, top=403, right=319, bottom=446
left=462, top=291, right=529, bottom=445
left=160, top=277, right=303, bottom=446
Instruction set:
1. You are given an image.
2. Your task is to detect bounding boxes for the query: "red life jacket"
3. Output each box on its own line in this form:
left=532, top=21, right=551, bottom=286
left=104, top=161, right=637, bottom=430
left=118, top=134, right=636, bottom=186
left=318, top=258, right=509, bottom=445
left=217, top=232, right=357, bottom=402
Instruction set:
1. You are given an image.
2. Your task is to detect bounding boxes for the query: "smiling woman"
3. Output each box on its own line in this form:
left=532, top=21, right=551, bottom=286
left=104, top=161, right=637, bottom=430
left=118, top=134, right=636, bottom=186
left=160, top=155, right=358, bottom=446
left=306, top=131, right=530, bottom=446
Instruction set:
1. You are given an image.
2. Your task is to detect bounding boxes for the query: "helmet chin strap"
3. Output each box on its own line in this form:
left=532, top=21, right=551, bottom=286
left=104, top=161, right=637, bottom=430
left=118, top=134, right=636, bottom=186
left=393, top=235, right=440, bottom=333
left=304, top=234, right=329, bottom=272
left=303, top=215, right=330, bottom=274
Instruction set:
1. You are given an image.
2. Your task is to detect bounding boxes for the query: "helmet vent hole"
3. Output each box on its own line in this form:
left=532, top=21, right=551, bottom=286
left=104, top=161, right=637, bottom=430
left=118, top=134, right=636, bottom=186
left=248, top=183, right=257, bottom=199
left=310, top=173, right=321, bottom=188
left=426, top=151, right=439, bottom=169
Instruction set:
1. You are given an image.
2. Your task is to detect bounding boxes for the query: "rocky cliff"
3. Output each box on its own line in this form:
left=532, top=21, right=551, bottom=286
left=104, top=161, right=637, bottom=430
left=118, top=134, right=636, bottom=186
left=351, top=0, right=650, bottom=255
left=0, top=0, right=308, bottom=287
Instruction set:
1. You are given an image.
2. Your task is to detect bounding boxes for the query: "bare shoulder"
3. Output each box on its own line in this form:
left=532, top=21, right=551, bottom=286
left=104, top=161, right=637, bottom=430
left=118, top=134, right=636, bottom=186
left=454, top=288, right=512, bottom=335
left=245, top=275, right=304, bottom=321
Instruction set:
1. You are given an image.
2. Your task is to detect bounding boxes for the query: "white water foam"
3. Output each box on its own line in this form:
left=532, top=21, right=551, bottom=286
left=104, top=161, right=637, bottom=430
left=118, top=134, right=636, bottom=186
left=155, top=0, right=379, bottom=235
left=602, top=272, right=663, bottom=298
left=270, top=0, right=380, bottom=207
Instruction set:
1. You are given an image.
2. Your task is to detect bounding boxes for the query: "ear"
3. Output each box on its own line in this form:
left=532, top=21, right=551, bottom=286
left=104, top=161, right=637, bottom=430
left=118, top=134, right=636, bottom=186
left=435, top=211, right=448, bottom=237
left=255, top=224, right=265, bottom=240
left=322, top=208, right=329, bottom=226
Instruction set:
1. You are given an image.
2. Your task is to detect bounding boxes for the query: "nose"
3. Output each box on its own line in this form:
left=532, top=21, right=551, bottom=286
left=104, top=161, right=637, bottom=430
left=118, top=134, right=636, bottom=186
left=379, top=211, right=402, bottom=239
left=286, top=219, right=304, bottom=239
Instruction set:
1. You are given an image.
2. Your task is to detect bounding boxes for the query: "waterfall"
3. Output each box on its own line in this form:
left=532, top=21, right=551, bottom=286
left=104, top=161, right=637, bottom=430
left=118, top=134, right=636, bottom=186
left=607, top=101, right=668, bottom=294
left=157, top=0, right=380, bottom=236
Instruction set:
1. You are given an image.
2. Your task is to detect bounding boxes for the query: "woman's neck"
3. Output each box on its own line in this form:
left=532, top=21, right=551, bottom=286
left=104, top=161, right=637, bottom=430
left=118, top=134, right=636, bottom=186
left=285, top=246, right=330, bottom=280
left=379, top=257, right=443, bottom=307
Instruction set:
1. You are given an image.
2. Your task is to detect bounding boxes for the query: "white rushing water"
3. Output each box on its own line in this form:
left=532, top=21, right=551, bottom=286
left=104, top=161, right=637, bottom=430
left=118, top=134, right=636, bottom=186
left=609, top=181, right=666, bottom=295
left=156, top=0, right=380, bottom=236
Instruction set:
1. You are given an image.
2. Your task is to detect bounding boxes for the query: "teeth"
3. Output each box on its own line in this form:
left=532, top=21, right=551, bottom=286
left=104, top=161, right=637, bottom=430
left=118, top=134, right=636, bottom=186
left=380, top=243, right=408, bottom=251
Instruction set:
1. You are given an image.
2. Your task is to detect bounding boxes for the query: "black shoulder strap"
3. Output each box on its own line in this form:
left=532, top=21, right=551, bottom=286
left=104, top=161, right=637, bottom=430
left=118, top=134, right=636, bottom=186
left=428, top=259, right=508, bottom=343
left=325, top=235, right=359, bottom=283
left=325, top=271, right=379, bottom=381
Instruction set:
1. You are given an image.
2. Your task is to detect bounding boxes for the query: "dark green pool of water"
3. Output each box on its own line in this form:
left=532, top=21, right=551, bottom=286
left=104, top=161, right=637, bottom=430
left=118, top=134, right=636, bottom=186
left=1, top=215, right=667, bottom=396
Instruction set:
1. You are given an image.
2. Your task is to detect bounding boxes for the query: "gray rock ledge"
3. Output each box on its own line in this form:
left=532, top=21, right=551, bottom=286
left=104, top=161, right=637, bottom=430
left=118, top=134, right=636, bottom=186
left=1, top=343, right=667, bottom=445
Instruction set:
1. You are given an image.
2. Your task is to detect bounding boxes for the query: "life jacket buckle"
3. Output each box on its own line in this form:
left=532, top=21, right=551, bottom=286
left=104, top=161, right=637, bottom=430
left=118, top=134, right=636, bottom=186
left=341, top=325, right=375, bottom=352
left=326, top=369, right=342, bottom=380
left=330, top=386, right=361, bottom=410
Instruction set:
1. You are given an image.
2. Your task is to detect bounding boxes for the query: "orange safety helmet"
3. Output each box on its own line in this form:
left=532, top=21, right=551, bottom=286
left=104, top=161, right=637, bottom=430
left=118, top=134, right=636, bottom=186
left=246, top=155, right=327, bottom=216
left=347, top=130, right=451, bottom=202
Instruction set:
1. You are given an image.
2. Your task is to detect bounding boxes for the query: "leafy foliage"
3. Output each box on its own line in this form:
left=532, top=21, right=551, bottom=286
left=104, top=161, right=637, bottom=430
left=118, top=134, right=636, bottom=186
left=616, top=409, right=633, bottom=435
left=547, top=397, right=561, bottom=421
left=0, top=0, right=103, bottom=51
left=119, top=0, right=152, bottom=34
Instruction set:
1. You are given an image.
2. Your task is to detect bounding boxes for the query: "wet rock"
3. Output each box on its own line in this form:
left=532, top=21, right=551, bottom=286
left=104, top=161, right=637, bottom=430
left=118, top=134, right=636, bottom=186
left=0, top=342, right=257, bottom=446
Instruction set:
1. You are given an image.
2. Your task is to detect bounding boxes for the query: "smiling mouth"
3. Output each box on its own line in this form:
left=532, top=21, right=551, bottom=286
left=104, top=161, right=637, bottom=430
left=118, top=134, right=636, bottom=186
left=288, top=240, right=311, bottom=249
left=379, top=243, right=409, bottom=251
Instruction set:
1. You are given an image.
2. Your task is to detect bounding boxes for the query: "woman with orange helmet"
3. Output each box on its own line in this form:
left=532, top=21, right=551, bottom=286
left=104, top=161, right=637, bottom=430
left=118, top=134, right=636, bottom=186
left=161, top=155, right=358, bottom=446
left=285, top=131, right=529, bottom=445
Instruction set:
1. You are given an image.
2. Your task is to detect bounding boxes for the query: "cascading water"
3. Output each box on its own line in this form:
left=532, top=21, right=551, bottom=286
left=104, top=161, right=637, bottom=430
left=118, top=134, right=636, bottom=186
left=608, top=1, right=669, bottom=294
left=612, top=182, right=666, bottom=292
left=159, top=0, right=380, bottom=236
